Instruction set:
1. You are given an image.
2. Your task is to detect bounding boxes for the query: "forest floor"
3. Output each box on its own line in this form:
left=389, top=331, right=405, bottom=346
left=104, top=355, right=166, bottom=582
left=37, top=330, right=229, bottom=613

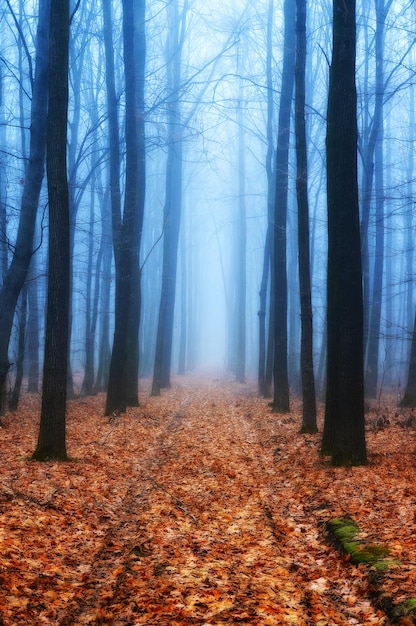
left=0, top=375, right=416, bottom=625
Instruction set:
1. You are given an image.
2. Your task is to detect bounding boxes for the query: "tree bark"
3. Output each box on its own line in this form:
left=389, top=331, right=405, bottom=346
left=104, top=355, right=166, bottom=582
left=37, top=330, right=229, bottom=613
left=0, top=0, right=50, bottom=414
left=272, top=0, right=295, bottom=413
left=295, top=0, right=317, bottom=433
left=151, top=0, right=185, bottom=396
left=104, top=0, right=145, bottom=415
left=321, top=0, right=367, bottom=466
left=32, top=0, right=70, bottom=461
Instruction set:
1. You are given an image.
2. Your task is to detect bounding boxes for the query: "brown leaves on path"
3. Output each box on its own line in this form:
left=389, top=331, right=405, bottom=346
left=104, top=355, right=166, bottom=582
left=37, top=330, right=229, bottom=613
left=0, top=376, right=415, bottom=624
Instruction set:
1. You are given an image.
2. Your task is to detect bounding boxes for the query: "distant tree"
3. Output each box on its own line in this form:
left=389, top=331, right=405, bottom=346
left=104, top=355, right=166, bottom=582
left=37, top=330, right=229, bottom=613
left=152, top=0, right=186, bottom=395
left=272, top=0, right=295, bottom=413
left=321, top=0, right=367, bottom=466
left=32, top=0, right=70, bottom=461
left=0, top=0, right=50, bottom=414
left=295, top=0, right=317, bottom=433
left=233, top=46, right=247, bottom=383
left=361, top=0, right=393, bottom=398
left=258, top=0, right=274, bottom=398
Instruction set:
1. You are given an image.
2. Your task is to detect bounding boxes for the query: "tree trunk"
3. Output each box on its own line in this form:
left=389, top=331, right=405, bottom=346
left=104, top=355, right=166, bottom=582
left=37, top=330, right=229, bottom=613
left=152, top=0, right=184, bottom=396
left=272, top=0, right=295, bottom=413
left=104, top=0, right=145, bottom=415
left=321, top=0, right=367, bottom=466
left=32, top=0, right=70, bottom=461
left=0, top=0, right=50, bottom=414
left=295, top=0, right=317, bottom=433
left=364, top=0, right=390, bottom=398
left=9, top=287, right=27, bottom=411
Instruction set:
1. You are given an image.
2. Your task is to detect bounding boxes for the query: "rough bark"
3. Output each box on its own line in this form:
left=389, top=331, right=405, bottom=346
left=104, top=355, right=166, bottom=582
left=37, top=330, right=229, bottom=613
left=321, top=0, right=367, bottom=466
left=32, top=0, right=70, bottom=461
left=295, top=0, right=317, bottom=433
left=272, top=0, right=295, bottom=413
left=0, top=0, right=50, bottom=414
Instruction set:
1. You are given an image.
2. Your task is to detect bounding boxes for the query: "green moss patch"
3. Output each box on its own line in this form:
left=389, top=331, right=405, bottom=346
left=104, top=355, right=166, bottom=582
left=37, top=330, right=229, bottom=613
left=326, top=517, right=415, bottom=624
left=327, top=517, right=391, bottom=567
left=399, top=598, right=416, bottom=617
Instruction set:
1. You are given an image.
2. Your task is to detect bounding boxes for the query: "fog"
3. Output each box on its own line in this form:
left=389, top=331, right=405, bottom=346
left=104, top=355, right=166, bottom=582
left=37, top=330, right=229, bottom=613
left=0, top=0, right=415, bottom=407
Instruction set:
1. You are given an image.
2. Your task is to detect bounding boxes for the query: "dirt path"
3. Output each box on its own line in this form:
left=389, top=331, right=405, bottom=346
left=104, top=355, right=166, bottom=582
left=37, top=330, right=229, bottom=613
left=56, top=378, right=388, bottom=625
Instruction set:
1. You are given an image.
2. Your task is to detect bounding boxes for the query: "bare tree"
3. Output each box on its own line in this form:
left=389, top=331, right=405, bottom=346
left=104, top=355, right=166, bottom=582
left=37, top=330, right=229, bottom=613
left=295, top=0, right=317, bottom=432
left=321, top=0, right=367, bottom=466
left=0, top=0, right=50, bottom=414
left=272, top=0, right=295, bottom=413
left=32, top=0, right=70, bottom=461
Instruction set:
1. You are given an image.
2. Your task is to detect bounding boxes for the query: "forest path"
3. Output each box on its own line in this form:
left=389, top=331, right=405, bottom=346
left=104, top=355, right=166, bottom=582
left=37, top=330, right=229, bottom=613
left=56, top=376, right=387, bottom=625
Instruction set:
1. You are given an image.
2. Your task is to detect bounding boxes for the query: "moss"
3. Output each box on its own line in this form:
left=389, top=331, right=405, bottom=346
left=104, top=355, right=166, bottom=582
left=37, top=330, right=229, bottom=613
left=327, top=517, right=390, bottom=566
left=401, top=598, right=416, bottom=615
left=328, top=517, right=359, bottom=544
left=349, top=544, right=390, bottom=565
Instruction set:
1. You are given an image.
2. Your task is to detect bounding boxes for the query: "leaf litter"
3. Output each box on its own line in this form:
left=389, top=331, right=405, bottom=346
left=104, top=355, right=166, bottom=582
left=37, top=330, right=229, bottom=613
left=0, top=376, right=415, bottom=625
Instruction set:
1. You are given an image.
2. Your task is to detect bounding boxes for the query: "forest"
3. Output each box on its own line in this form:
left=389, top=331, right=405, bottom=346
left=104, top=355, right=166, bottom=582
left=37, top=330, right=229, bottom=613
left=1, top=0, right=416, bottom=624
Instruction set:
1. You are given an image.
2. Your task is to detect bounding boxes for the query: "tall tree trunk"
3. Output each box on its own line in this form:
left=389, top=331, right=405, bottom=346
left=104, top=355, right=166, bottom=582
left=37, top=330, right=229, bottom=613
left=0, top=0, right=50, bottom=414
left=295, top=0, right=317, bottom=433
left=321, top=0, right=367, bottom=466
left=104, top=0, right=145, bottom=412
left=32, top=0, right=70, bottom=461
left=125, top=0, right=146, bottom=405
left=235, top=61, right=247, bottom=383
left=151, top=0, right=185, bottom=396
left=258, top=0, right=275, bottom=397
left=364, top=0, right=391, bottom=398
left=272, top=0, right=295, bottom=413
left=105, top=0, right=143, bottom=415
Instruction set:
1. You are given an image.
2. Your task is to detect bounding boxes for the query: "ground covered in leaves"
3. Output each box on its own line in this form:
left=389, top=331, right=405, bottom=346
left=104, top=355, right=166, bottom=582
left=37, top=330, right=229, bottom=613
left=0, top=375, right=415, bottom=625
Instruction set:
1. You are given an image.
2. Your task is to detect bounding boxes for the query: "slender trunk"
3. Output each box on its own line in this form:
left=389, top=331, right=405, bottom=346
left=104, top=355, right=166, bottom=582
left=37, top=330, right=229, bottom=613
left=295, top=0, right=317, bottom=432
left=272, top=0, right=295, bottom=413
left=0, top=0, right=50, bottom=414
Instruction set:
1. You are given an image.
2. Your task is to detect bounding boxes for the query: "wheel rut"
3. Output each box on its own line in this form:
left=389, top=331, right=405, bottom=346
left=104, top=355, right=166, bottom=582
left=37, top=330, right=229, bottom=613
left=57, top=380, right=388, bottom=625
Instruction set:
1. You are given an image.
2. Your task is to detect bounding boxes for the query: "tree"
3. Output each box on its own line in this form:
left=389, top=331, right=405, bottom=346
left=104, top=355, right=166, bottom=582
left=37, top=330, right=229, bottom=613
left=0, top=0, right=50, bottom=414
left=361, top=0, right=393, bottom=398
left=321, top=0, right=367, bottom=466
left=295, top=0, right=317, bottom=433
left=105, top=0, right=145, bottom=415
left=151, top=0, right=187, bottom=396
left=32, top=0, right=70, bottom=461
left=272, top=0, right=295, bottom=413
left=258, top=0, right=274, bottom=398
